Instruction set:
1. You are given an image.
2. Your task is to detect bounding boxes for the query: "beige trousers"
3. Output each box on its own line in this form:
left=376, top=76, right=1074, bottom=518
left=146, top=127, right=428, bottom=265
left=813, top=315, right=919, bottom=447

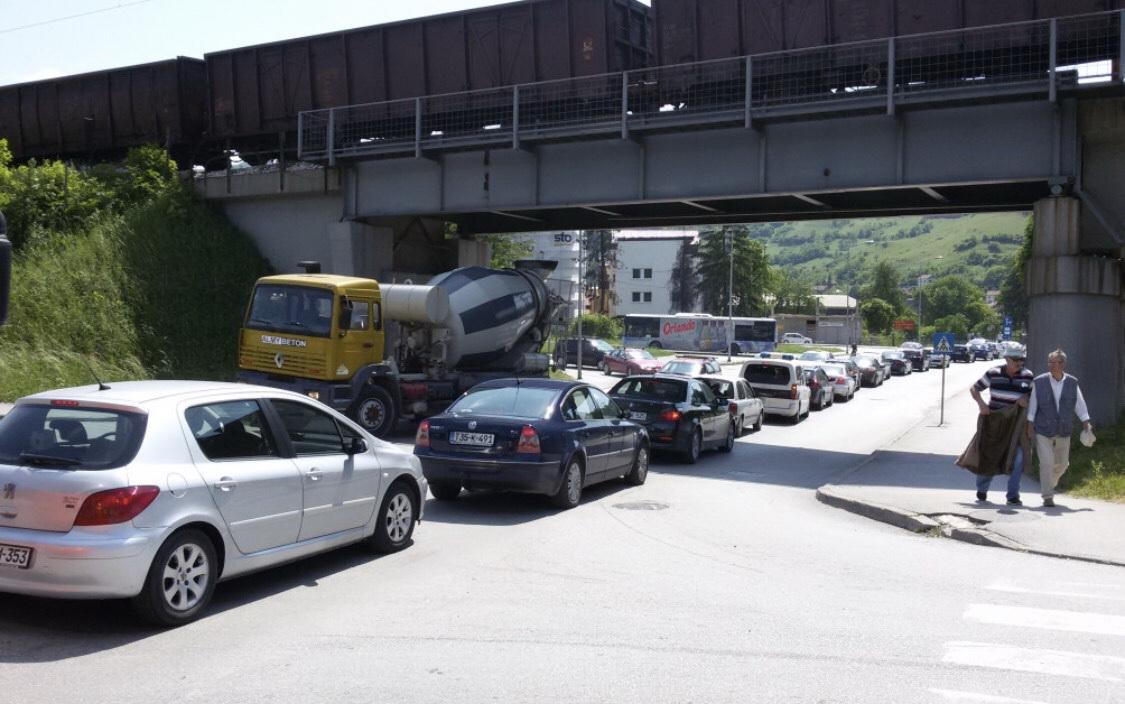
left=1035, top=434, right=1072, bottom=499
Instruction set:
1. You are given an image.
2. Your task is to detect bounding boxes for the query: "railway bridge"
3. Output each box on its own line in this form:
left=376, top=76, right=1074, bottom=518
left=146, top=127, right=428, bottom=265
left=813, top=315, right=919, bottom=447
left=198, top=11, right=1125, bottom=424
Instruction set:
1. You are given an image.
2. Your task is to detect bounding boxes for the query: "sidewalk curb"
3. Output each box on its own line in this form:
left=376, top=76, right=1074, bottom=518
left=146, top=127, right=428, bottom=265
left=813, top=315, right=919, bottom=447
left=815, top=484, right=1125, bottom=569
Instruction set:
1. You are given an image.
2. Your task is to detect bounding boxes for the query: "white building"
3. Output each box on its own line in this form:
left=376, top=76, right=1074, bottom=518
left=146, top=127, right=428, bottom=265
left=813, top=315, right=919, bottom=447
left=614, top=230, right=699, bottom=316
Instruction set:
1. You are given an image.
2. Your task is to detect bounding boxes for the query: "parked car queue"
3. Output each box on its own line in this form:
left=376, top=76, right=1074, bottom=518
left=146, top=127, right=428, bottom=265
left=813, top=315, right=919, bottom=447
left=0, top=345, right=983, bottom=628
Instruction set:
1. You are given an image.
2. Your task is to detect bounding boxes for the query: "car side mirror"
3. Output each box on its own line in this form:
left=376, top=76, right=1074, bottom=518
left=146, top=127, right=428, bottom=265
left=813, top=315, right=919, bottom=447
left=344, top=436, right=367, bottom=455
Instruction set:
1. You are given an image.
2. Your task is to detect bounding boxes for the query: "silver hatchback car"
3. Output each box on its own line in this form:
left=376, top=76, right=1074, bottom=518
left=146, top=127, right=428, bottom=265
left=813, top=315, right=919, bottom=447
left=0, top=381, right=426, bottom=626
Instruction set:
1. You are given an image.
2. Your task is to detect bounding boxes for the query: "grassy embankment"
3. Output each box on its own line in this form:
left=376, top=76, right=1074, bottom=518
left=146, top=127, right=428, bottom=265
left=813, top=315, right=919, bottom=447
left=1050, top=420, right=1125, bottom=503
left=0, top=171, right=270, bottom=401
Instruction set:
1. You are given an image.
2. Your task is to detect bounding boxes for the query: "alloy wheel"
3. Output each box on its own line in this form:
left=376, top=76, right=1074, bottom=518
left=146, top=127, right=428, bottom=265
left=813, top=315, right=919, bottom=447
left=384, top=492, right=414, bottom=543
left=161, top=542, right=210, bottom=612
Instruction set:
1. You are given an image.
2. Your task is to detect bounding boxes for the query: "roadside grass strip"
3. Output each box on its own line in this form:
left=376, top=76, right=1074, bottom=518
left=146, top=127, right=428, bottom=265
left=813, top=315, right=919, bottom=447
left=1052, top=419, right=1125, bottom=503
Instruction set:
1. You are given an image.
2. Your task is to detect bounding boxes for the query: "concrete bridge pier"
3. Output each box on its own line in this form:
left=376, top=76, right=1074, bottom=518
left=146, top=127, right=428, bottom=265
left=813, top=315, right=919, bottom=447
left=1026, top=197, right=1122, bottom=425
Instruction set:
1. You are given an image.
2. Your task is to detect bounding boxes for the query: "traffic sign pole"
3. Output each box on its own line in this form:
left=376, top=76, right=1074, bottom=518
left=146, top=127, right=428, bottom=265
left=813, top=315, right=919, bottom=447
left=932, top=332, right=954, bottom=426
left=940, top=359, right=946, bottom=426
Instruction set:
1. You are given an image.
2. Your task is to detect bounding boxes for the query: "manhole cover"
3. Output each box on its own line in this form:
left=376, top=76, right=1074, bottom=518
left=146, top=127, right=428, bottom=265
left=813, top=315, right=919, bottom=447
left=613, top=500, right=670, bottom=511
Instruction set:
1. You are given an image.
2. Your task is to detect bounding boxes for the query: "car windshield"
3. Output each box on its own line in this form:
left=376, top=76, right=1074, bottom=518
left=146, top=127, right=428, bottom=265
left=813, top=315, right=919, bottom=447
left=705, top=380, right=735, bottom=397
left=627, top=349, right=654, bottom=360
left=883, top=352, right=903, bottom=360
left=822, top=365, right=846, bottom=376
left=591, top=339, right=613, bottom=352
left=0, top=404, right=148, bottom=470
left=611, top=378, right=687, bottom=402
left=661, top=361, right=699, bottom=375
left=447, top=386, right=558, bottom=419
left=245, top=284, right=335, bottom=338
left=799, top=351, right=826, bottom=360
left=745, top=364, right=793, bottom=385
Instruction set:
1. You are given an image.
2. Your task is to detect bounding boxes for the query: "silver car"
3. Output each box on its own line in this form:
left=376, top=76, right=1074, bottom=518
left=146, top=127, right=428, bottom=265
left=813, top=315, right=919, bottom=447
left=0, top=381, right=427, bottom=626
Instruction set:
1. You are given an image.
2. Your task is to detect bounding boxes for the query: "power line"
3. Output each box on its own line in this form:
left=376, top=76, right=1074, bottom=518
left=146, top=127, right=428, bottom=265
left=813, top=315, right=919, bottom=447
left=0, top=0, right=157, bottom=35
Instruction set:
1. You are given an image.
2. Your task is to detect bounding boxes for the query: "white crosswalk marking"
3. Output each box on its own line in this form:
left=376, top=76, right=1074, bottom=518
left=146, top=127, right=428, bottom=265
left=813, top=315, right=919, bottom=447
left=987, top=580, right=1125, bottom=602
left=929, top=689, right=1050, bottom=704
left=941, top=642, right=1125, bottom=681
left=964, top=604, right=1125, bottom=637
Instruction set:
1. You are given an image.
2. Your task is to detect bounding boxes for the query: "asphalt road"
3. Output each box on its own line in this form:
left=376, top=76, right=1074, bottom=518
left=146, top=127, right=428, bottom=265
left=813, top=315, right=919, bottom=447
left=2, top=360, right=1123, bottom=704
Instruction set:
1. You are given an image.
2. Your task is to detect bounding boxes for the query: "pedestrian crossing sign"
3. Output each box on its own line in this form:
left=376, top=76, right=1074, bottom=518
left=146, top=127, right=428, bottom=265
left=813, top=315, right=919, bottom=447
left=932, top=332, right=955, bottom=354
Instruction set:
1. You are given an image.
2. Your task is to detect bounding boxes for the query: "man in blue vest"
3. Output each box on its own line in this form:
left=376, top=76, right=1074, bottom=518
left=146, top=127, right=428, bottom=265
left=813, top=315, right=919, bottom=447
left=1025, top=349, right=1092, bottom=508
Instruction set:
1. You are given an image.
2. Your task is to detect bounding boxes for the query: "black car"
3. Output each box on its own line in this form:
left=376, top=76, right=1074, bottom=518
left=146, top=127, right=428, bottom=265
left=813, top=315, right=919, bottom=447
left=951, top=344, right=972, bottom=363
left=553, top=338, right=614, bottom=369
left=969, top=339, right=994, bottom=361
left=415, top=379, right=649, bottom=509
left=609, top=374, right=735, bottom=464
left=881, top=350, right=913, bottom=375
left=901, top=346, right=930, bottom=372
left=851, top=355, right=886, bottom=387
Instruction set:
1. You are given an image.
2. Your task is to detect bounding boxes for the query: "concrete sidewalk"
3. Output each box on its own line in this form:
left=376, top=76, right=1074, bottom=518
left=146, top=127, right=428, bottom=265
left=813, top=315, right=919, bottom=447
left=818, top=387, right=1125, bottom=567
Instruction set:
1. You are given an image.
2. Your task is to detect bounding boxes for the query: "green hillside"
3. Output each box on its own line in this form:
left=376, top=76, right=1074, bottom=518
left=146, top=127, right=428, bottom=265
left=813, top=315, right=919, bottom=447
left=753, top=212, right=1030, bottom=290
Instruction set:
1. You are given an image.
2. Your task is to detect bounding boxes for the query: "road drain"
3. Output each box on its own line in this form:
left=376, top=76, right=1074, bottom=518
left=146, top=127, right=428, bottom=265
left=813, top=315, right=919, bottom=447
left=613, top=500, right=670, bottom=511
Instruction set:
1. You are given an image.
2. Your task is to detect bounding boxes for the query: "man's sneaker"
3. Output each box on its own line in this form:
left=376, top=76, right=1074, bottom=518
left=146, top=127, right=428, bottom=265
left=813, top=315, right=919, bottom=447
left=976, top=491, right=987, bottom=502
left=1007, top=498, right=1023, bottom=506
left=1043, top=498, right=1056, bottom=508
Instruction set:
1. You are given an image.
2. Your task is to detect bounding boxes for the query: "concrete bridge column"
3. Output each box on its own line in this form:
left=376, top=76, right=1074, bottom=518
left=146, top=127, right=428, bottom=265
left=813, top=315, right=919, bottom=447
left=1026, top=197, right=1122, bottom=425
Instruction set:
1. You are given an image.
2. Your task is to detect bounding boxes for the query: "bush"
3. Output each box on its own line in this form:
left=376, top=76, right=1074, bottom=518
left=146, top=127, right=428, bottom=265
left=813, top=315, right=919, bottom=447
left=569, top=314, right=622, bottom=339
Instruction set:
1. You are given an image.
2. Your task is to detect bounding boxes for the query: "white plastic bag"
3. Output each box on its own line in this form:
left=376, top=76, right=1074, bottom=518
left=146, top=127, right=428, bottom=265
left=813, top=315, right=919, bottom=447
left=1080, top=427, right=1096, bottom=448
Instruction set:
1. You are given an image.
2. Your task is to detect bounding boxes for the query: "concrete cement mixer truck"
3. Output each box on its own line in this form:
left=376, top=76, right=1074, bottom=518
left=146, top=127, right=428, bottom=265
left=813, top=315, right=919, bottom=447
left=236, top=260, right=564, bottom=437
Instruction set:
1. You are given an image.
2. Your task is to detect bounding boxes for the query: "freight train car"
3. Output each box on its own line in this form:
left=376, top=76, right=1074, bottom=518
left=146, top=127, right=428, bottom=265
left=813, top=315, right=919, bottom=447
left=653, top=0, right=1123, bottom=65
left=206, top=0, right=651, bottom=145
left=0, top=58, right=207, bottom=163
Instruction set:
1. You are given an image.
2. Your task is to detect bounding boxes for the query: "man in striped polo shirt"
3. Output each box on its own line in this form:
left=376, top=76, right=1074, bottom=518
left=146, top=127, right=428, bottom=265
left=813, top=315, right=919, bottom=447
left=969, top=343, right=1034, bottom=505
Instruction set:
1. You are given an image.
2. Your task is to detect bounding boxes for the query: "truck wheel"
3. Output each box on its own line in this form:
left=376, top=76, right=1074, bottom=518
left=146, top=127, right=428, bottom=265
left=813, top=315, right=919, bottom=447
left=350, top=385, right=397, bottom=438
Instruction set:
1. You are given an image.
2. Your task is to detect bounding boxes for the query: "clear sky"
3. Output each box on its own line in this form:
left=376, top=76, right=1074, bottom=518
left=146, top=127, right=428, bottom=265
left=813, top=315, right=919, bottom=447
left=1, top=0, right=653, bottom=86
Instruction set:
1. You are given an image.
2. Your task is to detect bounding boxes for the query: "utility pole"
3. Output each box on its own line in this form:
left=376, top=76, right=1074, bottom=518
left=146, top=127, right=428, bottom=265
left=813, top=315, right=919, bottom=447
left=725, top=228, right=734, bottom=361
left=577, top=231, right=584, bottom=380
left=918, top=275, right=924, bottom=338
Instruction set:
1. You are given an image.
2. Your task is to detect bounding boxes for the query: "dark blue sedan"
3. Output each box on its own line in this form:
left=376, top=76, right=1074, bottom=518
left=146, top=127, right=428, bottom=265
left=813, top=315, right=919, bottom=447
left=414, top=379, right=650, bottom=509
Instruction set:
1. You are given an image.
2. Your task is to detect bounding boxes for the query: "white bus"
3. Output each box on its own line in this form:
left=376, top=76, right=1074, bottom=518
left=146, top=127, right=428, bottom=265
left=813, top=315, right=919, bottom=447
left=622, top=314, right=777, bottom=354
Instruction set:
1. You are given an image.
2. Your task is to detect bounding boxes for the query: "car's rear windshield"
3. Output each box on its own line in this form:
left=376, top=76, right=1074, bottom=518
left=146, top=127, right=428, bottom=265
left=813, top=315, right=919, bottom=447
left=661, top=361, right=697, bottom=375
left=0, top=404, right=147, bottom=470
left=447, top=386, right=558, bottom=419
left=611, top=378, right=687, bottom=402
left=822, top=365, right=846, bottom=377
left=744, top=364, right=794, bottom=385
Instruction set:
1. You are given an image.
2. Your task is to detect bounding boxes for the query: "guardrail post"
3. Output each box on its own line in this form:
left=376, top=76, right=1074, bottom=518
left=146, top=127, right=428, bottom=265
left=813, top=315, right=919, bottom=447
left=744, top=56, right=754, bottom=129
left=512, top=85, right=521, bottom=150
left=886, top=37, right=896, bottom=116
left=414, top=98, right=423, bottom=159
left=327, top=108, right=336, bottom=167
left=1049, top=18, right=1058, bottom=103
left=621, top=71, right=630, bottom=140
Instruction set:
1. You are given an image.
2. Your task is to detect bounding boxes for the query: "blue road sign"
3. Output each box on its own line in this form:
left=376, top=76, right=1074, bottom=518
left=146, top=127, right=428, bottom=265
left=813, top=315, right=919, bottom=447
left=932, top=332, right=956, bottom=354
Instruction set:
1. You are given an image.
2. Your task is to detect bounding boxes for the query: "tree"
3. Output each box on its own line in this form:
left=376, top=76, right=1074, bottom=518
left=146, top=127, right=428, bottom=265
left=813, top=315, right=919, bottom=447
left=919, top=274, right=999, bottom=335
left=669, top=238, right=698, bottom=313
left=695, top=226, right=772, bottom=316
left=860, top=297, right=896, bottom=336
left=861, top=260, right=906, bottom=313
left=769, top=267, right=816, bottom=314
left=480, top=234, right=534, bottom=270
left=582, top=230, right=617, bottom=315
left=998, top=216, right=1033, bottom=331
left=931, top=313, right=970, bottom=340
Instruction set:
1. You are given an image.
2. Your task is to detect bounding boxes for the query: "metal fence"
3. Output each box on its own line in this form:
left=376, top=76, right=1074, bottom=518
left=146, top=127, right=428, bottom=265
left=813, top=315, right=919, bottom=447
left=300, top=10, right=1124, bottom=163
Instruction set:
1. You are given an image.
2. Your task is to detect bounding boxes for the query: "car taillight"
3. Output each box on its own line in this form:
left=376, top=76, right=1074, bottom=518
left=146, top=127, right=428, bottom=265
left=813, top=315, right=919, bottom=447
left=660, top=409, right=682, bottom=423
left=837, top=376, right=847, bottom=384
left=790, top=384, right=799, bottom=400
left=74, top=486, right=160, bottom=526
left=415, top=420, right=430, bottom=449
left=728, top=402, right=738, bottom=415
left=516, top=425, right=541, bottom=455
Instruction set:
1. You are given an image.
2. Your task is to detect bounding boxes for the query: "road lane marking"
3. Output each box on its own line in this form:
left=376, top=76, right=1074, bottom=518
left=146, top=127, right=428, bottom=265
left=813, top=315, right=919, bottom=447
left=942, top=642, right=1125, bottom=681
left=929, top=689, right=1049, bottom=704
left=964, top=604, right=1125, bottom=637
left=987, top=580, right=1125, bottom=602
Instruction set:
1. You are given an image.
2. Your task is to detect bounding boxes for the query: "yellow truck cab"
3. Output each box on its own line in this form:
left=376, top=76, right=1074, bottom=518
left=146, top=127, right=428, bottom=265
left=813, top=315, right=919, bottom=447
left=238, top=272, right=390, bottom=428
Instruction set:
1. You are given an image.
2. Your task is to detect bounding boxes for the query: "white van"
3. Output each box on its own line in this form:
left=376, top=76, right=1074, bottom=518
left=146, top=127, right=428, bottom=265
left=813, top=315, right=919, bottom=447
left=739, top=359, right=811, bottom=423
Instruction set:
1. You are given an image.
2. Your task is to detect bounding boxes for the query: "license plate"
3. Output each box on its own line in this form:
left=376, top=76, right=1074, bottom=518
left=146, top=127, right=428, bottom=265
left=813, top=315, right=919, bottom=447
left=450, top=431, right=495, bottom=447
left=628, top=411, right=647, bottom=421
left=0, top=543, right=32, bottom=570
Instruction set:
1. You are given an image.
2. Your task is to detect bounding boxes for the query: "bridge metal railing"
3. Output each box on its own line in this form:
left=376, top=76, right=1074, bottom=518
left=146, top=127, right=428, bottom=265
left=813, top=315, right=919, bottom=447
left=298, top=10, right=1124, bottom=163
